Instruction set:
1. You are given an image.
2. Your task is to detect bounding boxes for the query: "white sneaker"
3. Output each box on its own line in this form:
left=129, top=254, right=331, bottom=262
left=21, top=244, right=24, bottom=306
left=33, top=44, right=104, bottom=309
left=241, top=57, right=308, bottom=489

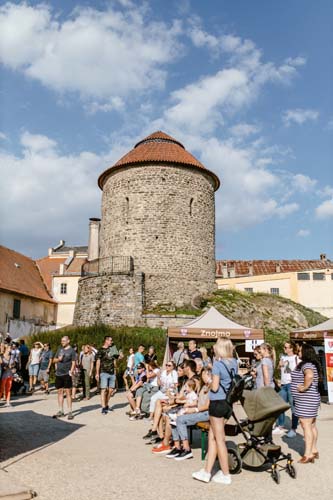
left=4, top=402, right=11, bottom=407
left=212, top=470, right=232, bottom=485
left=286, top=429, right=297, bottom=438
left=272, top=426, right=284, bottom=435
left=192, top=469, right=211, bottom=483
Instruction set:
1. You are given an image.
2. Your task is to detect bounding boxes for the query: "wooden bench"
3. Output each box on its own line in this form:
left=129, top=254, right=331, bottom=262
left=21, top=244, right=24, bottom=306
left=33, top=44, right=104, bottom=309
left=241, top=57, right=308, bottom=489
left=195, top=421, right=239, bottom=460
left=196, top=421, right=210, bottom=460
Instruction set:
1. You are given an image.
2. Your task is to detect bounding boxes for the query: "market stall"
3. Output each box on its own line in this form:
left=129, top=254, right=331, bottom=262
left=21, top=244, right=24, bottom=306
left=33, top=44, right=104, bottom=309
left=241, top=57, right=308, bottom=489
left=290, top=318, right=333, bottom=403
left=166, top=306, right=264, bottom=368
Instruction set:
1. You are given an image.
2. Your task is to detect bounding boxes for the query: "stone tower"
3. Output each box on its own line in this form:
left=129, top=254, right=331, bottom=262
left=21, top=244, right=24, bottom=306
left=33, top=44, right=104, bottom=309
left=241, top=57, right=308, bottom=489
left=74, top=131, right=220, bottom=326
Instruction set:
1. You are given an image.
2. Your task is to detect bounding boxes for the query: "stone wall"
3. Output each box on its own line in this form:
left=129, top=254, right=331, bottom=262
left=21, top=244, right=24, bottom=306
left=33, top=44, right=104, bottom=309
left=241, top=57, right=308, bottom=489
left=73, top=273, right=144, bottom=327
left=142, top=314, right=196, bottom=329
left=99, top=164, right=216, bottom=308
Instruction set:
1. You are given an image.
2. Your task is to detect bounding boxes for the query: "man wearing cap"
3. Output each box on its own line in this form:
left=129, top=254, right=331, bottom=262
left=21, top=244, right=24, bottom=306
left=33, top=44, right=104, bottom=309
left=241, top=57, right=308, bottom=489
left=95, top=336, right=119, bottom=415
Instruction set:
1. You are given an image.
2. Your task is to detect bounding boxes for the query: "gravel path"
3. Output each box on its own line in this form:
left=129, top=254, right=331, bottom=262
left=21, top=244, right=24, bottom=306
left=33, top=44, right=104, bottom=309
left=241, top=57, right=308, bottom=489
left=1, top=390, right=333, bottom=500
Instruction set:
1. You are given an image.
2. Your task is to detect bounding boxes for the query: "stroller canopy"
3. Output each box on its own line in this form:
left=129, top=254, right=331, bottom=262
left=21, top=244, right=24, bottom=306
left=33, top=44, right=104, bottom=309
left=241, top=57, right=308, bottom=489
left=243, top=387, right=290, bottom=422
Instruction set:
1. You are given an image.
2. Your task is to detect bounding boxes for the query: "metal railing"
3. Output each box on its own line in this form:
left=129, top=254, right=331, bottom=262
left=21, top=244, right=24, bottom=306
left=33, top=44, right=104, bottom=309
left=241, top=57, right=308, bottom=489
left=81, top=256, right=134, bottom=276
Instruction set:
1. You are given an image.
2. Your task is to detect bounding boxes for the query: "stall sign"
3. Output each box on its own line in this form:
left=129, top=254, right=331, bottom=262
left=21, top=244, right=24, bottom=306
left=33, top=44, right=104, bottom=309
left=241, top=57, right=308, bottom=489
left=324, top=339, right=333, bottom=404
left=245, top=339, right=264, bottom=353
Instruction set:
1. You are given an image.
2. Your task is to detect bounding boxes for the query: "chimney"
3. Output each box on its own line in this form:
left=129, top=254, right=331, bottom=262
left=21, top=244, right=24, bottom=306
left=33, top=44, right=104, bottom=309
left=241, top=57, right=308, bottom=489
left=248, top=261, right=253, bottom=276
left=59, top=263, right=65, bottom=274
left=222, top=263, right=228, bottom=278
left=229, top=266, right=235, bottom=278
left=88, top=218, right=101, bottom=261
left=276, top=261, right=281, bottom=273
left=320, top=253, right=326, bottom=261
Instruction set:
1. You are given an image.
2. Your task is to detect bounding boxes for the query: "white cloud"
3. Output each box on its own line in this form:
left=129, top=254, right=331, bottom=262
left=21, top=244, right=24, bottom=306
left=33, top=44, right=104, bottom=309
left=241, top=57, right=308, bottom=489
left=159, top=22, right=305, bottom=134
left=282, top=108, right=319, bottom=126
left=0, top=132, right=8, bottom=141
left=0, top=2, right=182, bottom=108
left=230, top=123, right=260, bottom=138
left=20, top=131, right=57, bottom=153
left=0, top=131, right=111, bottom=256
left=183, top=135, right=300, bottom=230
left=297, top=229, right=310, bottom=237
left=163, top=68, right=248, bottom=133
left=292, top=173, right=317, bottom=192
left=316, top=199, right=333, bottom=219
left=319, top=185, right=333, bottom=198
left=326, top=119, right=333, bottom=131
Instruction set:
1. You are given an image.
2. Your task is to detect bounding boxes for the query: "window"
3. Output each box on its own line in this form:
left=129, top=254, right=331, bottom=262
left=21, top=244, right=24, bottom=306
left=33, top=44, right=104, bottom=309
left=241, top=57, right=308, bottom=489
left=270, top=288, right=279, bottom=295
left=297, top=272, right=310, bottom=280
left=60, top=283, right=67, bottom=294
left=13, top=299, right=21, bottom=319
left=189, top=198, right=194, bottom=216
left=244, top=288, right=253, bottom=293
left=313, top=272, right=325, bottom=281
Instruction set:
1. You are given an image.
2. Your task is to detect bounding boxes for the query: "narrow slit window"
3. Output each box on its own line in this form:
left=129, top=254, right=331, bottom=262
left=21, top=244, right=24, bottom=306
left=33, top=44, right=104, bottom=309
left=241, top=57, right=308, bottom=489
left=190, top=198, right=194, bottom=216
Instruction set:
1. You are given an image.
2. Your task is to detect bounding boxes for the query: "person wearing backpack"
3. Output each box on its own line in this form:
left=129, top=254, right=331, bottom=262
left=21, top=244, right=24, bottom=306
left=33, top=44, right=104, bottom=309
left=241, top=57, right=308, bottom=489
left=192, top=338, right=237, bottom=485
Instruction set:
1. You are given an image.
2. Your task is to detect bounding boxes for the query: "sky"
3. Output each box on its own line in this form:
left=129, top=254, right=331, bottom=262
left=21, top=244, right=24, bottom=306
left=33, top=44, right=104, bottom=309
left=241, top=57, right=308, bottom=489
left=0, top=0, right=332, bottom=260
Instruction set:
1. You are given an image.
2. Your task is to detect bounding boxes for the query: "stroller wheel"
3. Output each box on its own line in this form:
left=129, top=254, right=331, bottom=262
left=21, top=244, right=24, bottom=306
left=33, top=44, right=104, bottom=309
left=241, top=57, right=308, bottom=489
left=271, top=468, right=280, bottom=484
left=287, top=463, right=297, bottom=479
left=226, top=441, right=242, bottom=475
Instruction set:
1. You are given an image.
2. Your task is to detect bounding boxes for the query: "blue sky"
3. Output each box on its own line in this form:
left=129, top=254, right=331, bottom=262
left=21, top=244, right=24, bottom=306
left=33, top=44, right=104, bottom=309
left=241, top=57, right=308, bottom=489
left=0, top=0, right=332, bottom=260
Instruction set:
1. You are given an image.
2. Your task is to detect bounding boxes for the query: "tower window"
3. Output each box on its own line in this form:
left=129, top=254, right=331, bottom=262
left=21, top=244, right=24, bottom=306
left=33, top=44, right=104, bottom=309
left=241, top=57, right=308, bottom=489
left=125, top=197, right=129, bottom=222
left=270, top=288, right=279, bottom=295
left=190, top=198, right=194, bottom=216
left=60, top=283, right=67, bottom=294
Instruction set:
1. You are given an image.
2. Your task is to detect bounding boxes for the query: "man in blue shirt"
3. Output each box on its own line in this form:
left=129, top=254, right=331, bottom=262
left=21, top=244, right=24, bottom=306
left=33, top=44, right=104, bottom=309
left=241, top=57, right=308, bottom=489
left=134, top=345, right=145, bottom=368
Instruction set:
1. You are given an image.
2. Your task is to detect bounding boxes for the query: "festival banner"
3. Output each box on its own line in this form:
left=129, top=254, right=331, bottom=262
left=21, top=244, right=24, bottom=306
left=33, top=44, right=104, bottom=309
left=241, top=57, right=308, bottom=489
left=324, top=338, right=333, bottom=404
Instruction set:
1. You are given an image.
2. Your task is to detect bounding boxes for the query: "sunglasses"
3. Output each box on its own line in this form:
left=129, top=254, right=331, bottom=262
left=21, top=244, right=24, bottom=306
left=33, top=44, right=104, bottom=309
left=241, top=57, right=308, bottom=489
left=166, top=364, right=173, bottom=367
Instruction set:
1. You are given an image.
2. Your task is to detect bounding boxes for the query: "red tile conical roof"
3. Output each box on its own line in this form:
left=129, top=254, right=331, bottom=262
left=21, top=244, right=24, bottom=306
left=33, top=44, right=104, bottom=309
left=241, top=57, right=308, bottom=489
left=98, top=131, right=220, bottom=190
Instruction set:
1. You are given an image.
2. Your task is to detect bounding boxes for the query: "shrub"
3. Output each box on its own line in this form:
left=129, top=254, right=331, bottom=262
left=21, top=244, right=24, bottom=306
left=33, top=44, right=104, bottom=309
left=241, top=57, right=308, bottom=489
left=27, top=325, right=166, bottom=387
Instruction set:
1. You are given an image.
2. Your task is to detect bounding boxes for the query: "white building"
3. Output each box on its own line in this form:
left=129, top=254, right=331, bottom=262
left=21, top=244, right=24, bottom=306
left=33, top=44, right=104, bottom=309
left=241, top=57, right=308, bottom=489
left=215, top=255, right=333, bottom=318
left=37, top=241, right=88, bottom=328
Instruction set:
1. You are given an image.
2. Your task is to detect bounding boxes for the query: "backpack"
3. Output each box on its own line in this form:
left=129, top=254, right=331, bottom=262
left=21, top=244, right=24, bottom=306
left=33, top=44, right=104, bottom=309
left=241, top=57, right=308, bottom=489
left=219, top=360, right=244, bottom=405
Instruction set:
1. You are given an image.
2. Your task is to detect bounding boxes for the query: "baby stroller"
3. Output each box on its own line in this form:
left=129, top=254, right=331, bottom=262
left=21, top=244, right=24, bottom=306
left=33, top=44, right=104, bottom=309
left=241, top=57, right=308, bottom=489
left=225, top=385, right=297, bottom=484
left=11, top=370, right=26, bottom=395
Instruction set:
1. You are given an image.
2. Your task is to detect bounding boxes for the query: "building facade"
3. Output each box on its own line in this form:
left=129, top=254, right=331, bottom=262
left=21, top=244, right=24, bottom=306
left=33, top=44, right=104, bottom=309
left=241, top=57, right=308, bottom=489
left=216, top=256, right=333, bottom=318
left=0, top=245, right=56, bottom=337
left=37, top=241, right=88, bottom=328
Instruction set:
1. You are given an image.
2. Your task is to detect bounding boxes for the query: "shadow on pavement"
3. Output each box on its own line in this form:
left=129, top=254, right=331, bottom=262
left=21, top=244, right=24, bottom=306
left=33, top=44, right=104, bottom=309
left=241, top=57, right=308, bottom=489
left=5, top=399, right=45, bottom=408
left=72, top=404, right=100, bottom=416
left=281, top=434, right=303, bottom=455
left=0, top=410, right=84, bottom=464
left=109, top=402, right=128, bottom=410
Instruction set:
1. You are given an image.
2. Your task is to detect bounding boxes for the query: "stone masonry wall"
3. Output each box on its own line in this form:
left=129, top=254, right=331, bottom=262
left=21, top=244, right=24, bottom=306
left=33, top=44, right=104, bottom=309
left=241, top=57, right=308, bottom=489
left=73, top=273, right=144, bottom=327
left=99, top=164, right=216, bottom=309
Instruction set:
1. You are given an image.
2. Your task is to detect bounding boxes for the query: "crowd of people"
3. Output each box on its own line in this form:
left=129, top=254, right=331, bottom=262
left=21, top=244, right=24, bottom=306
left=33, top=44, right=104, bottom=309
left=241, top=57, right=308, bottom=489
left=0, top=332, right=323, bottom=482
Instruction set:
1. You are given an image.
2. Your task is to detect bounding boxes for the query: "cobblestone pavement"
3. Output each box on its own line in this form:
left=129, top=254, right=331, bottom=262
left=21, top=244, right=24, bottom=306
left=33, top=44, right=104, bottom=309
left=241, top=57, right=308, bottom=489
left=1, top=390, right=333, bottom=500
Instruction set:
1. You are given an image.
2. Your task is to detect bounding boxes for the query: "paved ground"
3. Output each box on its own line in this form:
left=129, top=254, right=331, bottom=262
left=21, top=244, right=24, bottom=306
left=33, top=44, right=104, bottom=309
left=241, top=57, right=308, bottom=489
left=1, top=390, right=333, bottom=500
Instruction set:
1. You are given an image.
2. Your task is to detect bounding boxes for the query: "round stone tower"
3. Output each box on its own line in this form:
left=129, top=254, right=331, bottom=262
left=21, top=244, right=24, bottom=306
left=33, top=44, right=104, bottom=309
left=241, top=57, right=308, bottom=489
left=97, top=131, right=220, bottom=309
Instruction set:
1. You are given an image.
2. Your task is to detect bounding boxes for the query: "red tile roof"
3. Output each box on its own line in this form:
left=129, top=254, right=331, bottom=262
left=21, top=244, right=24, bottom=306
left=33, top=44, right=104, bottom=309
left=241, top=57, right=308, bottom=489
left=98, top=131, right=220, bottom=191
left=36, top=256, right=67, bottom=293
left=66, top=257, right=87, bottom=273
left=0, top=246, right=55, bottom=303
left=216, top=259, right=333, bottom=277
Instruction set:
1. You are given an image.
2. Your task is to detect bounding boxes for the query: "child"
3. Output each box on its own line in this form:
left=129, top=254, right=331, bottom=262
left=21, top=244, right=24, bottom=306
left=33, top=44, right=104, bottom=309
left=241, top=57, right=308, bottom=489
left=169, top=379, right=198, bottom=425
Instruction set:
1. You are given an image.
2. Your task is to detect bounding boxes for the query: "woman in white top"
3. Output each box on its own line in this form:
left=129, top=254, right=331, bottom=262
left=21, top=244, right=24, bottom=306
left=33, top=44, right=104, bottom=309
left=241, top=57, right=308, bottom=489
left=123, top=347, right=135, bottom=391
left=27, top=341, right=43, bottom=392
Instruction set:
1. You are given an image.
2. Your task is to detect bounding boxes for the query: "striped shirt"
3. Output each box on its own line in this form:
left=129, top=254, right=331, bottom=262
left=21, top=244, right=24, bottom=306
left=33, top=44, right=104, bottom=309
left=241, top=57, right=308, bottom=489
left=291, top=362, right=320, bottom=418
